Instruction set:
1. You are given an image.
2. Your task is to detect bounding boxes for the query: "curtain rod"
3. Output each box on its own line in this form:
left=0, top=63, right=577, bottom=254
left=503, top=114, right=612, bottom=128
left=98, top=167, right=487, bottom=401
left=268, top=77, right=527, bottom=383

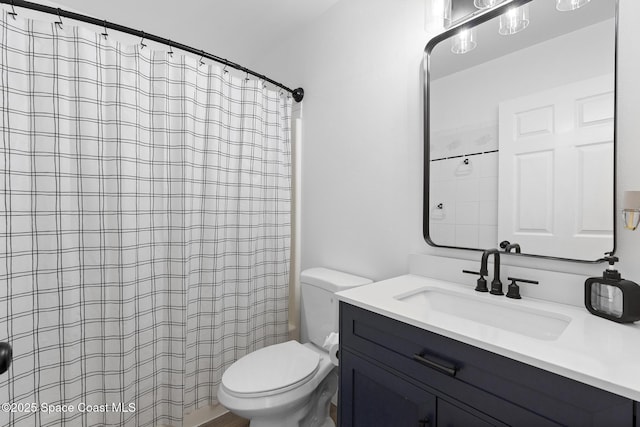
left=0, top=0, right=305, bottom=102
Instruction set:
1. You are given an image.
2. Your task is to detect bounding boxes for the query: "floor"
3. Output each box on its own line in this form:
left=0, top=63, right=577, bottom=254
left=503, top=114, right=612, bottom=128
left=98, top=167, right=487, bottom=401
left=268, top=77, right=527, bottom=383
left=202, top=405, right=338, bottom=427
left=202, top=412, right=249, bottom=427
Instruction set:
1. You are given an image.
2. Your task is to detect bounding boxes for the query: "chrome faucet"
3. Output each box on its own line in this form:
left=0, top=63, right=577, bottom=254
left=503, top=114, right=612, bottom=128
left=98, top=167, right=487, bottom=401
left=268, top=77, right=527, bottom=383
left=481, top=249, right=503, bottom=295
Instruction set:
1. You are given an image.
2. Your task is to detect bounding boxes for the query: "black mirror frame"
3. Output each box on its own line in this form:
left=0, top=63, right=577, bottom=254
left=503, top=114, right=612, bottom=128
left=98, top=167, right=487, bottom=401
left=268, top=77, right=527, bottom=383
left=422, top=0, right=619, bottom=264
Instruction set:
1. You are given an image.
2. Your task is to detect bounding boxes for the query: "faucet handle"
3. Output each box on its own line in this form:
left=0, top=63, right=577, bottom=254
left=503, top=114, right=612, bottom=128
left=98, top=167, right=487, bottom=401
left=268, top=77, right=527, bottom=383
left=506, top=277, right=539, bottom=299
left=462, top=270, right=489, bottom=293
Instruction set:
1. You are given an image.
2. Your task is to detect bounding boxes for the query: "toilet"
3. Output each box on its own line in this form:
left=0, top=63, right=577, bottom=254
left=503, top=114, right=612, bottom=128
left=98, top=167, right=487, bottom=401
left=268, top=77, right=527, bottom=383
left=217, top=267, right=372, bottom=427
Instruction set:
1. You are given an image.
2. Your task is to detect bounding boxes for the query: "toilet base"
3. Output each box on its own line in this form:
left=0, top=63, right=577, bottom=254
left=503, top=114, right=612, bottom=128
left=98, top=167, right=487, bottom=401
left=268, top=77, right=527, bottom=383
left=249, top=370, right=338, bottom=427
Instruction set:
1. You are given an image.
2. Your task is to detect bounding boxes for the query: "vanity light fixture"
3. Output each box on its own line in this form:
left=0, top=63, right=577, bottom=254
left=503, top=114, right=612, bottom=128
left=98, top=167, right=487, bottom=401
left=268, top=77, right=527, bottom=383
left=498, top=5, right=530, bottom=35
left=474, top=0, right=506, bottom=9
left=451, top=28, right=477, bottom=54
left=556, top=0, right=591, bottom=11
left=622, top=191, right=640, bottom=231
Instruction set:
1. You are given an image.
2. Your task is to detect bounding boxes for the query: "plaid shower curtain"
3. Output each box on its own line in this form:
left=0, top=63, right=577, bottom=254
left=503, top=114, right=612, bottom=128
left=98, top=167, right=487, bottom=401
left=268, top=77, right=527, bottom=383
left=0, top=11, right=292, bottom=427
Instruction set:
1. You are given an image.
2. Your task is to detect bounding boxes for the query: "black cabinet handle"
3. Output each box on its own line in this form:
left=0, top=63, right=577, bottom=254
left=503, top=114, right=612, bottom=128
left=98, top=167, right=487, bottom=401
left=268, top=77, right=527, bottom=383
left=412, top=352, right=457, bottom=377
left=0, top=342, right=12, bottom=375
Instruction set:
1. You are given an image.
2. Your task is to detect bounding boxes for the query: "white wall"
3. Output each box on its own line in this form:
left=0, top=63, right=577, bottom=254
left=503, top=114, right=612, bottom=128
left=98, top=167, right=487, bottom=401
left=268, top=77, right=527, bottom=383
left=256, top=0, right=640, bottom=289
left=254, top=0, right=426, bottom=280
left=614, top=0, right=640, bottom=280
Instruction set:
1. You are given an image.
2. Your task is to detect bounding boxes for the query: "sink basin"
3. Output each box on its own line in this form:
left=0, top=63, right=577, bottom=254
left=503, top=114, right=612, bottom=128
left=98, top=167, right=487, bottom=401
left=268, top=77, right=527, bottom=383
left=394, top=287, right=571, bottom=341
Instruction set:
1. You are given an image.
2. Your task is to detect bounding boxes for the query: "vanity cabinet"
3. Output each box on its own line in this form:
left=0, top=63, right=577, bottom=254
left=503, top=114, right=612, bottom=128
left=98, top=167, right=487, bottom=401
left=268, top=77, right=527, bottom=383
left=339, top=302, right=635, bottom=427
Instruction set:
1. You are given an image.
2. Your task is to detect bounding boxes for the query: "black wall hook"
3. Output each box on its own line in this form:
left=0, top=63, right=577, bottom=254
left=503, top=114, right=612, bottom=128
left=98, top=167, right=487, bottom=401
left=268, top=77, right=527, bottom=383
left=0, top=342, right=11, bottom=375
left=140, top=32, right=146, bottom=49
left=167, top=41, right=174, bottom=57
left=198, top=50, right=205, bottom=66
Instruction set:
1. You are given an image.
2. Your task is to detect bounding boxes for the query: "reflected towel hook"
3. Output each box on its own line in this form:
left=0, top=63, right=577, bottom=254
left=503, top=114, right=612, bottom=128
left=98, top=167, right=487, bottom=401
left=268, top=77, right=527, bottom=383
left=167, top=40, right=174, bottom=57
left=198, top=50, right=205, bottom=66
left=101, top=20, right=109, bottom=39
left=140, top=32, right=147, bottom=49
left=54, top=8, right=63, bottom=29
left=8, top=0, right=17, bottom=19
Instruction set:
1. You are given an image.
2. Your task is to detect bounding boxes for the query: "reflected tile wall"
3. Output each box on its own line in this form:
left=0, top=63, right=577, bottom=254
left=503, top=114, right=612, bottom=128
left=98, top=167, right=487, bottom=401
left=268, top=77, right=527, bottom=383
left=429, top=151, right=498, bottom=248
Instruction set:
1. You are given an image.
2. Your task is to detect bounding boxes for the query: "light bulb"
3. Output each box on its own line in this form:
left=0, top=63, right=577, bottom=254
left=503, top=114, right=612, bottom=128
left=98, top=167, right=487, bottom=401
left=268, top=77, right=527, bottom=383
left=451, top=28, right=477, bottom=54
left=499, top=5, right=530, bottom=35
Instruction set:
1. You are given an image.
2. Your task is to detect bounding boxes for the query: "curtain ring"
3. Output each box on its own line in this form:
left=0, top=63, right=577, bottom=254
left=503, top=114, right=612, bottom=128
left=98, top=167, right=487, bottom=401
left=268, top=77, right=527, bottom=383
left=101, top=20, right=109, bottom=39
left=54, top=8, right=63, bottom=29
left=8, top=0, right=17, bottom=20
left=140, top=32, right=147, bottom=49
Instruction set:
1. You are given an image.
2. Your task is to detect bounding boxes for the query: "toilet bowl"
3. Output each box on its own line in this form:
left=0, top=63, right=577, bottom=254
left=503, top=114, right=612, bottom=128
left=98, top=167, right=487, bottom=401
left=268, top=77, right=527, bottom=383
left=217, top=268, right=372, bottom=427
left=218, top=341, right=337, bottom=427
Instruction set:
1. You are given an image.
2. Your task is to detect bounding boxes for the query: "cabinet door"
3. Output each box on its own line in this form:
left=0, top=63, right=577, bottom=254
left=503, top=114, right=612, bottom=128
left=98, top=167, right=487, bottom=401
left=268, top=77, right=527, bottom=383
left=340, top=349, right=435, bottom=427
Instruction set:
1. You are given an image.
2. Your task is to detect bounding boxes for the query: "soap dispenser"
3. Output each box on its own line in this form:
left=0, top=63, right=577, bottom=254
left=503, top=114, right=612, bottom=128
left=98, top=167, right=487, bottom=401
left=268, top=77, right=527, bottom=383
left=584, top=256, right=640, bottom=323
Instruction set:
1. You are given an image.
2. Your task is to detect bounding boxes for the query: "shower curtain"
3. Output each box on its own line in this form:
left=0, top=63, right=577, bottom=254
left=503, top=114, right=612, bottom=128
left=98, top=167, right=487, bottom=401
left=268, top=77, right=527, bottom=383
left=0, top=11, right=292, bottom=427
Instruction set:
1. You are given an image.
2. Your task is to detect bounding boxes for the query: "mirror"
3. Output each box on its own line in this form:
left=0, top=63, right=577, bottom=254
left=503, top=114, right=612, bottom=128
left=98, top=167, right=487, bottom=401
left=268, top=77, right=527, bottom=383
left=424, top=0, right=617, bottom=262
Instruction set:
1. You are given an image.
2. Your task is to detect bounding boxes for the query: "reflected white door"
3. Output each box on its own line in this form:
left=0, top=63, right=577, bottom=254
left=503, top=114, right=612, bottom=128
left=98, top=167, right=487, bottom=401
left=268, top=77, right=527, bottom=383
left=498, top=75, right=614, bottom=260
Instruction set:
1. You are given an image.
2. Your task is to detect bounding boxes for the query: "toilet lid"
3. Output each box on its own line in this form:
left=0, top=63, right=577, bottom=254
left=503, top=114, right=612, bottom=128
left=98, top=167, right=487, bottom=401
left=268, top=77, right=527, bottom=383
left=222, top=341, right=320, bottom=396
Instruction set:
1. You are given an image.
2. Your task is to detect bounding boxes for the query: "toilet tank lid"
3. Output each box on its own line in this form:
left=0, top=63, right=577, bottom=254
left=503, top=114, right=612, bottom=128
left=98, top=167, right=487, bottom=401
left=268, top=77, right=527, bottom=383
left=300, top=267, right=372, bottom=292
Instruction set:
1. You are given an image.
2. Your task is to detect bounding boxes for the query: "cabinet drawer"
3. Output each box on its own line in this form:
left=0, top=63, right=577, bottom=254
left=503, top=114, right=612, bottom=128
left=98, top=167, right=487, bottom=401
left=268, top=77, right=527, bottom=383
left=340, top=302, right=634, bottom=426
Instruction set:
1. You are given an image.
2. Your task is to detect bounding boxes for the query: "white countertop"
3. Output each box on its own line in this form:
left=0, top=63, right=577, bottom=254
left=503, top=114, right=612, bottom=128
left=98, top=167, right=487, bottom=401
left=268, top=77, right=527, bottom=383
left=336, top=274, right=640, bottom=401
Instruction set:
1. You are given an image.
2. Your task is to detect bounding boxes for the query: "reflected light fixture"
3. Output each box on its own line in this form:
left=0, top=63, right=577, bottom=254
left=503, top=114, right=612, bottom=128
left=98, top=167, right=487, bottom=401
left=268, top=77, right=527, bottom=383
left=499, top=5, right=530, bottom=35
left=556, top=0, right=591, bottom=11
left=623, top=191, right=640, bottom=231
left=451, top=28, right=477, bottom=54
left=474, top=0, right=506, bottom=9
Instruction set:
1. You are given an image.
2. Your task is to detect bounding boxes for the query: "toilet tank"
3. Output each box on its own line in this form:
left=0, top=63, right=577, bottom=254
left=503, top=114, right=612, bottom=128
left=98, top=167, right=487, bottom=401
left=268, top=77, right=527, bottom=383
left=300, top=268, right=372, bottom=348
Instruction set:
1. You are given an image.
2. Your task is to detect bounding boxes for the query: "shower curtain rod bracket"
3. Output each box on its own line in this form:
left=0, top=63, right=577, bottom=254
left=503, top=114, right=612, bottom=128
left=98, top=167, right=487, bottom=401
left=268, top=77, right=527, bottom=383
left=292, top=88, right=304, bottom=102
left=0, top=0, right=304, bottom=102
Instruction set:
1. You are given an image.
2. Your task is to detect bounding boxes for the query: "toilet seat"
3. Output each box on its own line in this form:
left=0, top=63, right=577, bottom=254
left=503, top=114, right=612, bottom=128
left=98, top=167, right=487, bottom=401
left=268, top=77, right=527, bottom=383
left=221, top=341, right=320, bottom=398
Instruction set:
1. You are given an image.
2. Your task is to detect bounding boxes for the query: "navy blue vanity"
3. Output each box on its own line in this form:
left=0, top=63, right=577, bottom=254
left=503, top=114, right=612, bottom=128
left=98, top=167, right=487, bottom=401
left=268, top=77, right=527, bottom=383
left=339, top=302, right=638, bottom=426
